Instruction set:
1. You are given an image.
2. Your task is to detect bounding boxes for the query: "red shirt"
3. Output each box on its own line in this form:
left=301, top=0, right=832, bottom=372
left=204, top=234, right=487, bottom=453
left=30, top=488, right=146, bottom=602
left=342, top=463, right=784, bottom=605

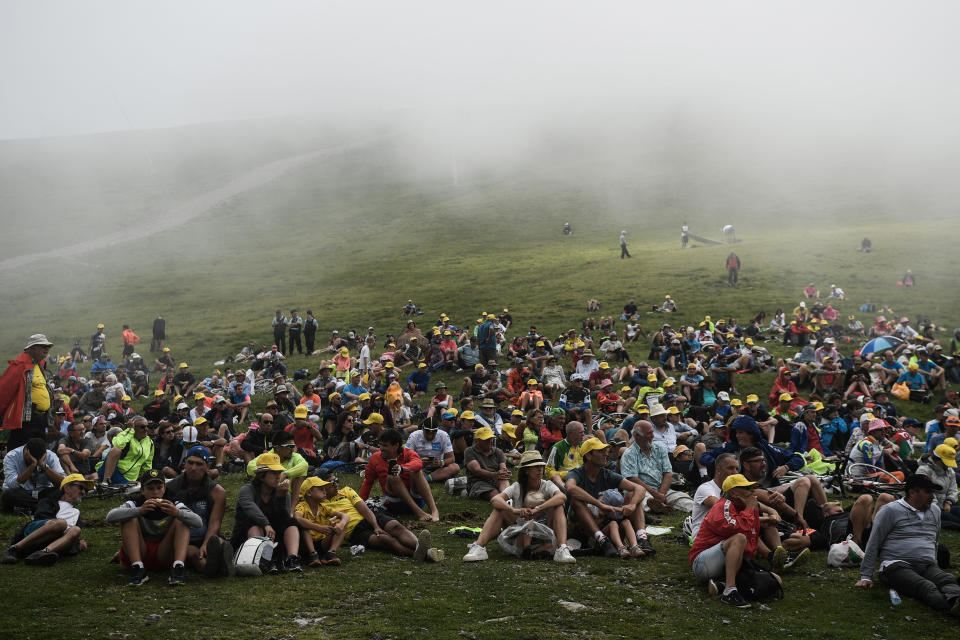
left=690, top=497, right=759, bottom=566
left=359, top=447, right=423, bottom=499
left=805, top=422, right=823, bottom=454
left=540, top=424, right=563, bottom=449
left=286, top=421, right=320, bottom=455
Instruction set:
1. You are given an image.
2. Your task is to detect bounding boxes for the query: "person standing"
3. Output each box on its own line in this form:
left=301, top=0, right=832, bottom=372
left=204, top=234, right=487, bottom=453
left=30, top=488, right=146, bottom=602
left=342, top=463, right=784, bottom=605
left=121, top=325, right=140, bottom=359
left=681, top=222, right=689, bottom=249
left=619, top=230, right=632, bottom=259
left=304, top=310, right=319, bottom=354
left=89, top=324, right=106, bottom=361
left=288, top=310, right=303, bottom=355
left=726, top=252, right=741, bottom=287
left=272, top=310, right=287, bottom=354
left=1, top=334, right=55, bottom=449
left=151, top=316, right=166, bottom=353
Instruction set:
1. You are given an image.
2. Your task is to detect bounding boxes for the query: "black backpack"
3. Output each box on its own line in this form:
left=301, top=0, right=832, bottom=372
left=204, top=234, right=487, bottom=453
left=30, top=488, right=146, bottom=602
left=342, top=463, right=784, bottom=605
left=823, top=510, right=852, bottom=546
left=735, top=558, right=784, bottom=601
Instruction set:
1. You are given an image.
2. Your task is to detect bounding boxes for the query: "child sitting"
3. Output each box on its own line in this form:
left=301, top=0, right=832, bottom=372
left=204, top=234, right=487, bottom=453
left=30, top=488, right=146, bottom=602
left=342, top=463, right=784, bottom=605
left=294, top=477, right=349, bottom=566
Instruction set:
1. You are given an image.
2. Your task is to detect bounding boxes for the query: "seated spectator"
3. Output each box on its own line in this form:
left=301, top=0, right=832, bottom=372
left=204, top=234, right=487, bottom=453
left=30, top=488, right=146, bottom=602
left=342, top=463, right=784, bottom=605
left=566, top=437, right=653, bottom=558
left=688, top=453, right=739, bottom=540
left=462, top=451, right=574, bottom=563
left=855, top=474, right=960, bottom=613
left=916, top=444, right=960, bottom=530
left=97, top=417, right=155, bottom=487
left=620, top=420, right=693, bottom=514
left=244, top=431, right=309, bottom=511
left=286, top=405, right=323, bottom=465
left=56, top=421, right=96, bottom=478
left=0, top=473, right=92, bottom=566
left=464, top=427, right=510, bottom=500
left=406, top=363, right=430, bottom=397
left=544, top=421, right=585, bottom=489
left=317, top=470, right=442, bottom=561
left=106, top=469, right=202, bottom=586
left=359, top=428, right=439, bottom=522
left=152, top=420, right=184, bottom=478
left=231, top=453, right=302, bottom=574
left=2, top=437, right=65, bottom=513
left=405, top=421, right=460, bottom=483
left=294, top=476, right=349, bottom=567
left=162, top=446, right=233, bottom=577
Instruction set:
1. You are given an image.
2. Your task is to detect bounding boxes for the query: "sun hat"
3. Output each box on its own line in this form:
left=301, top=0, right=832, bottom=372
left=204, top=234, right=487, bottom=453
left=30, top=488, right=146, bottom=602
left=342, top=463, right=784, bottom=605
left=518, top=450, right=547, bottom=468
left=25, top=334, right=54, bottom=349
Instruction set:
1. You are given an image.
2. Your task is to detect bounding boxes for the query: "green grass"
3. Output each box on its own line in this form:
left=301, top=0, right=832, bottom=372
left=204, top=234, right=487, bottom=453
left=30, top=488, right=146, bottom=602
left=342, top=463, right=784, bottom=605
left=1, top=129, right=959, bottom=639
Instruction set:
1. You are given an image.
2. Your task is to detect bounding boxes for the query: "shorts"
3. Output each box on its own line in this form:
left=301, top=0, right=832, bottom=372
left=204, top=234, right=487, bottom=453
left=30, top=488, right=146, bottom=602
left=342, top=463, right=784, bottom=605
left=467, top=480, right=498, bottom=499
left=119, top=538, right=165, bottom=570
left=384, top=492, right=426, bottom=515
left=691, top=541, right=726, bottom=580
left=23, top=519, right=51, bottom=537
left=349, top=511, right=398, bottom=546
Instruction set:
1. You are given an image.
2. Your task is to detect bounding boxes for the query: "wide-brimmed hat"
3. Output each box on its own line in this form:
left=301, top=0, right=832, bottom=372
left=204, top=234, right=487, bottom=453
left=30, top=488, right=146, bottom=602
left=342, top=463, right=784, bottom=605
left=25, top=334, right=54, bottom=349
left=518, top=450, right=547, bottom=468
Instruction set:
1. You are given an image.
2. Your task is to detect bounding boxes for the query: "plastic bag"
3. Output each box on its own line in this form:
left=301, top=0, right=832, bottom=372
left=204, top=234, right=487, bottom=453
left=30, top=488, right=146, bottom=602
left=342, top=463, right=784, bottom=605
left=827, top=534, right=865, bottom=568
left=497, top=519, right=557, bottom=557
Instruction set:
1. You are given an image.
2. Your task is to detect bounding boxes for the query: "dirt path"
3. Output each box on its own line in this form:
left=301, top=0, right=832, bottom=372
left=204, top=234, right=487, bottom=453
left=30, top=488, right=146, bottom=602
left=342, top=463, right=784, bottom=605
left=0, top=139, right=371, bottom=273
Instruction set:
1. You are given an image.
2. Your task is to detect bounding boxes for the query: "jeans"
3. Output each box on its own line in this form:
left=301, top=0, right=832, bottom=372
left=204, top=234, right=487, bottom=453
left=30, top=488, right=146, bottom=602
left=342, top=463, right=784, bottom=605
left=881, top=560, right=960, bottom=611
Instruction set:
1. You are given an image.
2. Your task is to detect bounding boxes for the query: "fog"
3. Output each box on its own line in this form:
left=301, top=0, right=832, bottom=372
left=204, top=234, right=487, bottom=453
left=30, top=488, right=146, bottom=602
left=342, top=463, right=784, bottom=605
left=3, top=0, right=960, bottom=223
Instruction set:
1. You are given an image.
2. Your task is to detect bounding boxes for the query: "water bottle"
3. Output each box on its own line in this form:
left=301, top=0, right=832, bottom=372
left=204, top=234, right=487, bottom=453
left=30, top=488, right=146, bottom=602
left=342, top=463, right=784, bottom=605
left=889, top=589, right=902, bottom=605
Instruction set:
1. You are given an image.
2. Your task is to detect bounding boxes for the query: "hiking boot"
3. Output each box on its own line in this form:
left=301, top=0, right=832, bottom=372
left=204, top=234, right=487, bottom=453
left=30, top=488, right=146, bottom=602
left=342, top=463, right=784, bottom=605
left=1, top=546, right=21, bottom=565
left=553, top=546, right=576, bottom=564
left=599, top=538, right=619, bottom=558
left=426, top=548, right=445, bottom=562
left=127, top=565, right=149, bottom=587
left=320, top=551, right=341, bottom=566
left=24, top=550, right=58, bottom=567
left=720, top=589, right=751, bottom=609
left=168, top=564, right=186, bottom=586
left=783, top=548, right=810, bottom=570
left=221, top=540, right=236, bottom=577
left=284, top=555, right=303, bottom=573
left=413, top=530, right=432, bottom=562
left=770, top=545, right=787, bottom=573
left=204, top=536, right=223, bottom=577
left=462, top=543, right=488, bottom=562
left=306, top=551, right=322, bottom=567
left=636, top=536, right=655, bottom=556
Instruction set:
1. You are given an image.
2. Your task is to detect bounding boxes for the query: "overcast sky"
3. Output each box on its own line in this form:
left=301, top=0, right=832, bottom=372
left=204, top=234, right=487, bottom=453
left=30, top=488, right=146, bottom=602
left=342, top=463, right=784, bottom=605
left=2, top=1, right=958, bottom=141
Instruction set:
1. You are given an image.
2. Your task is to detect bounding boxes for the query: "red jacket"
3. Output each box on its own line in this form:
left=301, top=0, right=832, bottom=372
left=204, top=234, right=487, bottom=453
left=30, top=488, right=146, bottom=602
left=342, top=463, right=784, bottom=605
left=359, top=447, right=423, bottom=499
left=690, top=497, right=759, bottom=566
left=0, top=352, right=37, bottom=430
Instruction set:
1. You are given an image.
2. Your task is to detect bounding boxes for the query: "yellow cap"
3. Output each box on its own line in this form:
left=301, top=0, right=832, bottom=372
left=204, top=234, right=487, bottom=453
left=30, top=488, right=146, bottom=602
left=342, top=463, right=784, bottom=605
left=598, top=362, right=610, bottom=370
left=745, top=338, right=754, bottom=345
left=363, top=412, right=383, bottom=425
left=358, top=393, right=371, bottom=401
left=647, top=374, right=658, bottom=382
left=813, top=401, right=825, bottom=411
left=254, top=452, right=285, bottom=472
left=300, top=476, right=331, bottom=496
left=460, top=410, right=476, bottom=420
left=722, top=474, right=759, bottom=493
left=663, top=379, right=675, bottom=387
left=502, top=424, right=517, bottom=438
left=527, top=379, right=538, bottom=385
left=746, top=394, right=759, bottom=403
left=730, top=399, right=743, bottom=407
left=935, top=444, right=958, bottom=468
left=667, top=405, right=681, bottom=413
left=944, top=437, right=959, bottom=449
left=474, top=426, right=495, bottom=440
left=195, top=393, right=206, bottom=400
left=97, top=323, right=104, bottom=329
left=194, top=417, right=207, bottom=426
left=294, top=405, right=308, bottom=418
left=179, top=362, right=188, bottom=368
left=121, top=395, right=131, bottom=402
left=779, top=393, right=793, bottom=402
left=384, top=362, right=394, bottom=369
left=580, top=437, right=610, bottom=455
left=620, top=386, right=632, bottom=393
left=418, top=363, right=427, bottom=368
left=60, top=473, right=95, bottom=490
left=154, top=390, right=165, bottom=397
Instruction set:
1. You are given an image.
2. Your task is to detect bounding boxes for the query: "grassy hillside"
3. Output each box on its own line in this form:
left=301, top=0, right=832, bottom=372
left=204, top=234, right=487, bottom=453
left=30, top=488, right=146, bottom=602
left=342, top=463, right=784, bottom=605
left=0, top=131, right=958, bottom=639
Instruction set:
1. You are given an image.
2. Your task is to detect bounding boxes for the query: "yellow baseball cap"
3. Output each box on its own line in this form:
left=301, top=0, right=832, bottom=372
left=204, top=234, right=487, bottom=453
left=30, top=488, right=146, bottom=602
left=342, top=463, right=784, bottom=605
left=460, top=410, right=476, bottom=420
left=194, top=417, right=207, bottom=426
left=502, top=424, right=517, bottom=438
left=722, top=474, right=759, bottom=493
left=363, top=413, right=383, bottom=425
left=746, top=394, right=759, bottom=403
left=935, top=444, right=958, bottom=468
left=358, top=392, right=371, bottom=401
left=294, top=405, right=308, bottom=418
left=730, top=399, right=743, bottom=407
left=154, top=390, right=165, bottom=397
left=195, top=393, right=206, bottom=400
left=813, top=401, right=825, bottom=411
left=647, top=373, right=658, bottom=382
left=667, top=405, right=681, bottom=413
left=163, top=347, right=170, bottom=352
left=254, top=452, right=285, bottom=472
left=300, top=476, right=331, bottom=497
left=179, top=362, right=188, bottom=368
left=60, top=473, right=95, bottom=490
left=598, top=362, right=610, bottom=370
left=384, top=362, right=394, bottom=369
left=944, top=437, right=959, bottom=449
left=527, top=379, right=538, bottom=386
left=663, top=379, right=675, bottom=387
left=779, top=393, right=793, bottom=402
left=580, top=437, right=610, bottom=455
left=474, top=426, right=495, bottom=440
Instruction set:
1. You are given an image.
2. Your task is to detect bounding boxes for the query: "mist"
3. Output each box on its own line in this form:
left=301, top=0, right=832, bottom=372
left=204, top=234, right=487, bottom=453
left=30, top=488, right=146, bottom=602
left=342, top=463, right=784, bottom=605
left=2, top=0, right=960, bottom=232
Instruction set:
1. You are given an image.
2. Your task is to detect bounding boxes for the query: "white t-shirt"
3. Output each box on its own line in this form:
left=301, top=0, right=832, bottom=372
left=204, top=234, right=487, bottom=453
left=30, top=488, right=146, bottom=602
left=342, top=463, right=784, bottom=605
left=359, top=344, right=372, bottom=372
left=56, top=500, right=81, bottom=528
left=405, top=429, right=453, bottom=461
left=502, top=478, right=561, bottom=508
left=690, top=479, right=723, bottom=537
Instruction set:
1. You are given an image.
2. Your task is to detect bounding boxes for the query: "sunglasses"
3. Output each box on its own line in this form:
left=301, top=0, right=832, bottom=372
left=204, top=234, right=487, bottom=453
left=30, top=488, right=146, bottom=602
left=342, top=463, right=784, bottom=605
left=261, top=420, right=274, bottom=424
left=278, top=443, right=296, bottom=449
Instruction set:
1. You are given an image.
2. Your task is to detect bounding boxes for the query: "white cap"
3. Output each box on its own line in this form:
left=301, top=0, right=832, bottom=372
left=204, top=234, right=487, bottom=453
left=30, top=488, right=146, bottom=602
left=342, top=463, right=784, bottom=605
left=176, top=403, right=190, bottom=411
left=182, top=426, right=198, bottom=442
left=717, top=391, right=730, bottom=401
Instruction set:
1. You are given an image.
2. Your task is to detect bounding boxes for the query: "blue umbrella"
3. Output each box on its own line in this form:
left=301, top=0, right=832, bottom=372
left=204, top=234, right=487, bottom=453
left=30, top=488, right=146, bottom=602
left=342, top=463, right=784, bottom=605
left=859, top=336, right=904, bottom=356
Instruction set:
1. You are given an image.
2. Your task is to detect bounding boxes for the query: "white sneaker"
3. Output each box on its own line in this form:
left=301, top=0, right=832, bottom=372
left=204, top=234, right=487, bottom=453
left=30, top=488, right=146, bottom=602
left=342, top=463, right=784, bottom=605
left=553, top=545, right=576, bottom=564
left=462, top=543, right=488, bottom=562
left=445, top=478, right=456, bottom=495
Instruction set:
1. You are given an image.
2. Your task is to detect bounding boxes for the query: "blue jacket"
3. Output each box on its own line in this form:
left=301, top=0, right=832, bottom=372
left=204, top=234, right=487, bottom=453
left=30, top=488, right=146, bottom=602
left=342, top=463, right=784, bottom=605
left=699, top=415, right=804, bottom=472
left=818, top=417, right=849, bottom=457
